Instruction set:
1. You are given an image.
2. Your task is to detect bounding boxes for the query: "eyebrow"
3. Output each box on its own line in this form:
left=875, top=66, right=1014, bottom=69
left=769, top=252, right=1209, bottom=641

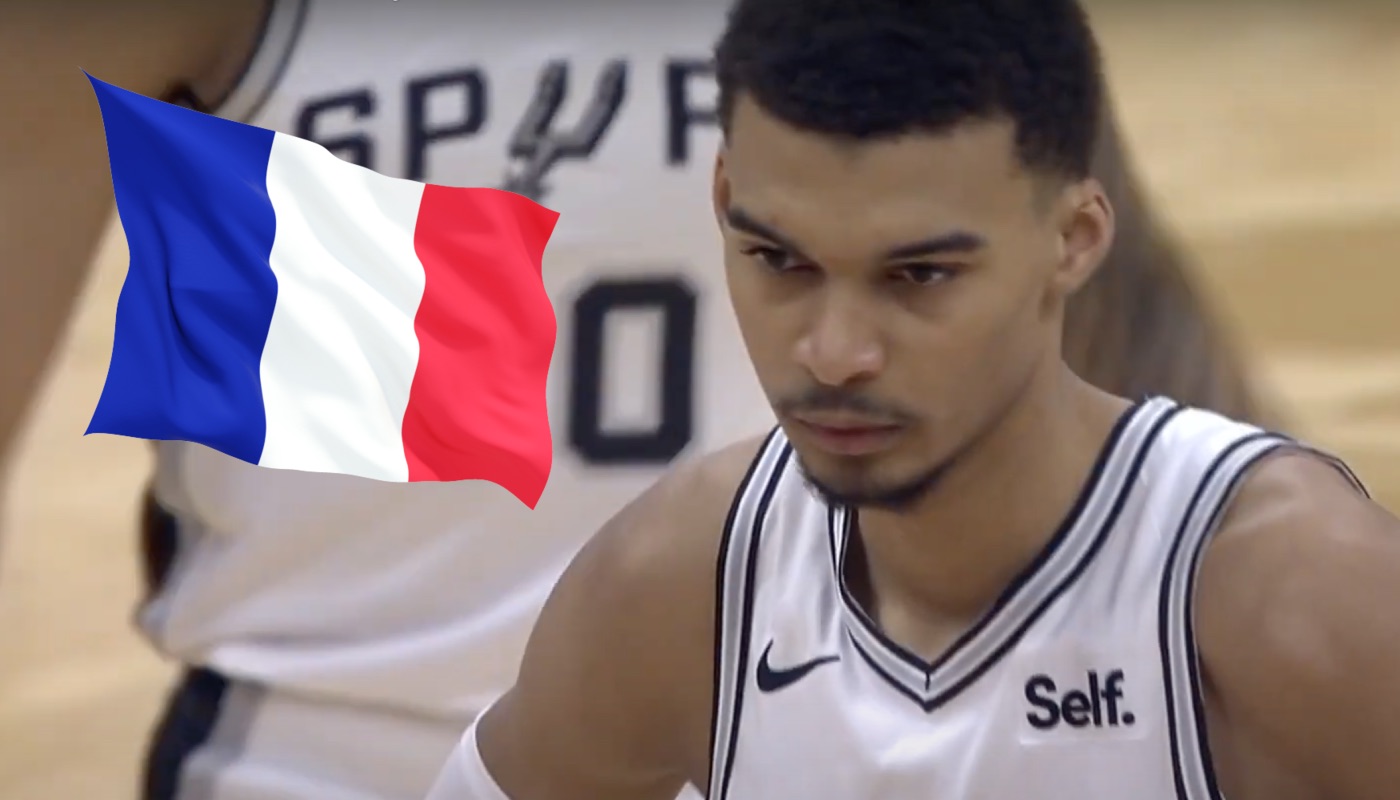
left=725, top=205, right=987, bottom=262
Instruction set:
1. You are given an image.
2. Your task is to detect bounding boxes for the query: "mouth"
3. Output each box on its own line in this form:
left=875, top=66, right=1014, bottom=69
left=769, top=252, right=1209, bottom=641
left=789, top=413, right=904, bottom=456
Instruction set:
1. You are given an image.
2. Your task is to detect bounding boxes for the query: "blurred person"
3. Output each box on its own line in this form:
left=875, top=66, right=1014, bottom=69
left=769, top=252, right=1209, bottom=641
left=0, top=1, right=1270, bottom=798
left=426, top=1, right=1400, bottom=797
left=1068, top=107, right=1269, bottom=424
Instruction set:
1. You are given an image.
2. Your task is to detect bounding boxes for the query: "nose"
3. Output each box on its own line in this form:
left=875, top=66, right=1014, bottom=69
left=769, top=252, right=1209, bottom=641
left=793, top=290, right=885, bottom=386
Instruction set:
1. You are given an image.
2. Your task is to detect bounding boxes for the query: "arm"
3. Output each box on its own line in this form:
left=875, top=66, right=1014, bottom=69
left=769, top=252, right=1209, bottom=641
left=1197, top=452, right=1400, bottom=799
left=426, top=439, right=763, bottom=799
left=0, top=1, right=265, bottom=466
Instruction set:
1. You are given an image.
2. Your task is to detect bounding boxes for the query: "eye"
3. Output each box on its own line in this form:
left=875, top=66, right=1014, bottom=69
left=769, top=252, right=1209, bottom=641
left=893, top=264, right=956, bottom=286
left=739, top=244, right=807, bottom=273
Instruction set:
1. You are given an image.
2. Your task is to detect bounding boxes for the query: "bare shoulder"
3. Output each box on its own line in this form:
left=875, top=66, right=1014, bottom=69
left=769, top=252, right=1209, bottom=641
left=535, top=432, right=771, bottom=663
left=478, top=434, right=772, bottom=798
left=580, top=432, right=773, bottom=607
left=1197, top=449, right=1394, bottom=630
left=1196, top=448, right=1400, bottom=796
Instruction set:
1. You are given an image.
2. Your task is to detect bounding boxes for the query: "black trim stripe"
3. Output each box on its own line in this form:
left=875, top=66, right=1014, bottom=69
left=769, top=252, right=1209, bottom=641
left=141, top=667, right=231, bottom=800
left=928, top=402, right=1181, bottom=709
left=203, top=0, right=278, bottom=111
left=707, top=431, right=792, bottom=800
left=826, top=397, right=1181, bottom=710
left=717, top=445, right=791, bottom=800
left=1160, top=434, right=1368, bottom=800
left=170, top=0, right=277, bottom=114
left=1268, top=437, right=1369, bottom=498
left=140, top=488, right=180, bottom=600
left=706, top=429, right=780, bottom=795
left=1158, top=431, right=1282, bottom=800
left=136, top=491, right=208, bottom=646
left=831, top=398, right=1158, bottom=677
left=846, top=630, right=928, bottom=707
left=207, top=0, right=310, bottom=124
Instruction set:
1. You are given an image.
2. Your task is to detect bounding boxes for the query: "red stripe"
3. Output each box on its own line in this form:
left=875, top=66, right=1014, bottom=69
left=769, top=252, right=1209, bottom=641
left=403, top=185, right=559, bottom=507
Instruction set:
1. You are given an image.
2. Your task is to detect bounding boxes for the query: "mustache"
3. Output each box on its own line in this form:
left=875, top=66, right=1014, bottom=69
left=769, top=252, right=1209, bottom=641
left=774, top=386, right=916, bottom=424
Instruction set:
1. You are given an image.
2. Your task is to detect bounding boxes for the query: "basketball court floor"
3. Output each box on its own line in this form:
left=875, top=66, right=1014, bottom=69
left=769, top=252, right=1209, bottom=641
left=2, top=3, right=1398, bottom=796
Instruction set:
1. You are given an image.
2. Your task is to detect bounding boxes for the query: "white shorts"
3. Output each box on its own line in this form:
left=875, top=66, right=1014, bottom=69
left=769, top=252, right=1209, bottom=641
left=148, top=669, right=707, bottom=800
left=149, top=669, right=470, bottom=800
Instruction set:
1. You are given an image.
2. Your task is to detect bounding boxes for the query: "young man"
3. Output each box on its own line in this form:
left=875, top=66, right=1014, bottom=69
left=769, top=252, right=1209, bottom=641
left=0, top=0, right=1273, bottom=798
left=425, top=1, right=1400, bottom=798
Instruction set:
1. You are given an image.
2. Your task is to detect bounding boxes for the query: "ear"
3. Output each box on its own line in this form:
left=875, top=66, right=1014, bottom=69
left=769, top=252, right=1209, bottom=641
left=712, top=148, right=730, bottom=229
left=1049, top=177, right=1114, bottom=298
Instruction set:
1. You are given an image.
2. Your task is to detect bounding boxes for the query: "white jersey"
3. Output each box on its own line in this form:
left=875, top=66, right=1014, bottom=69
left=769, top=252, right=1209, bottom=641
left=140, top=0, right=763, bottom=721
left=708, top=398, right=1363, bottom=799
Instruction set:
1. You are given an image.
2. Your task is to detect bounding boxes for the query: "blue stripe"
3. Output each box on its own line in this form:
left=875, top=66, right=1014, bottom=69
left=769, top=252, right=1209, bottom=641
left=86, top=75, right=280, bottom=465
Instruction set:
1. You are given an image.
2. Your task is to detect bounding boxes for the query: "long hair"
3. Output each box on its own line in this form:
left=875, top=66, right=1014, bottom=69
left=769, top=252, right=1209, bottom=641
left=1064, top=94, right=1280, bottom=428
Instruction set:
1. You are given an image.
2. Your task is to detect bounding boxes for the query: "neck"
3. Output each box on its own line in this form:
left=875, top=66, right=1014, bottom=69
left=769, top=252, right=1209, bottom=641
left=850, top=367, right=1129, bottom=625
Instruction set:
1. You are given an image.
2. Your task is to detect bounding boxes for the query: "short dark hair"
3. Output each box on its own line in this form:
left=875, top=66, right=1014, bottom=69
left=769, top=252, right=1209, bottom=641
left=713, top=0, right=1105, bottom=179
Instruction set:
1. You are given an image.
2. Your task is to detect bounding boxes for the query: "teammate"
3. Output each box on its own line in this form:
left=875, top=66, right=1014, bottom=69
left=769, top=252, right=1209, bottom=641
left=1, top=1, right=1276, bottom=799
left=424, top=1, right=1400, bottom=798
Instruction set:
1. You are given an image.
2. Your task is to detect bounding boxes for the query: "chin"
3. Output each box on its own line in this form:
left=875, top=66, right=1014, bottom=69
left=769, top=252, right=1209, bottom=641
left=797, top=455, right=949, bottom=512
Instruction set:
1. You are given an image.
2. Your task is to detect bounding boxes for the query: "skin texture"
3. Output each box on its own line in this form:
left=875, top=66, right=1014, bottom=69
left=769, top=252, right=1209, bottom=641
left=1195, top=452, right=1400, bottom=800
left=477, top=437, right=753, bottom=799
left=712, top=96, right=1134, bottom=648
left=7, top=4, right=1378, bottom=799
left=0, top=0, right=266, bottom=493
left=0, top=1, right=1266, bottom=484
left=463, top=99, right=1400, bottom=800
left=1, top=2, right=1263, bottom=538
left=715, top=98, right=1113, bottom=511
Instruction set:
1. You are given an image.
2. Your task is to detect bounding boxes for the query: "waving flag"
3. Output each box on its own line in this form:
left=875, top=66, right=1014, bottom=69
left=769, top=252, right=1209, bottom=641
left=85, top=74, right=559, bottom=508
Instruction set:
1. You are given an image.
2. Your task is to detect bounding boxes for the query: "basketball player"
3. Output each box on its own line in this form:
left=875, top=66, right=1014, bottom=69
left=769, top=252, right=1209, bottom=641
left=423, top=1, right=1400, bottom=798
left=1, top=1, right=1278, bottom=798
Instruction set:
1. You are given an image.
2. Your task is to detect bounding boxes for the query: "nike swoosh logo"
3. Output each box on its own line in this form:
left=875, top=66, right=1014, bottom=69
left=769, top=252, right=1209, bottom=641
left=755, top=640, right=840, bottom=693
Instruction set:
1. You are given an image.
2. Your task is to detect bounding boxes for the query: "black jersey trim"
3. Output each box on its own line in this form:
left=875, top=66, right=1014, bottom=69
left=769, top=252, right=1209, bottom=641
left=845, top=629, right=929, bottom=706
left=206, top=0, right=310, bottom=123
left=141, top=667, right=231, bottom=799
left=707, top=430, right=792, bottom=800
left=174, top=0, right=276, bottom=114
left=828, top=397, right=1180, bottom=710
left=706, top=428, right=780, bottom=795
left=925, top=402, right=1180, bottom=710
left=1158, top=431, right=1279, bottom=800
left=1160, top=433, right=1369, bottom=800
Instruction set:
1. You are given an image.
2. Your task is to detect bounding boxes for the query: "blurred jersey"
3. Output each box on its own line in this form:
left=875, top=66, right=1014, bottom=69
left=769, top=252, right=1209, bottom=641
left=140, top=0, right=763, bottom=722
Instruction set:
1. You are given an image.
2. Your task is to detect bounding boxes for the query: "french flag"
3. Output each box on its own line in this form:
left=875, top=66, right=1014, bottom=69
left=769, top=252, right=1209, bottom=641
left=85, top=75, right=559, bottom=508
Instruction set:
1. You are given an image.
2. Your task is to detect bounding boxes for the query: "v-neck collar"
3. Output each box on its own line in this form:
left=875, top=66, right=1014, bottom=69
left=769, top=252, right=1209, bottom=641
left=825, top=396, right=1182, bottom=711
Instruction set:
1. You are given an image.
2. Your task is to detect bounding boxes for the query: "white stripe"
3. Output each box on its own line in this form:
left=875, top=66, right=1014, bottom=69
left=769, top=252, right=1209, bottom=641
left=927, top=398, right=1176, bottom=691
left=1165, top=437, right=1366, bottom=799
left=709, top=432, right=788, bottom=800
left=1165, top=434, right=1286, bottom=799
left=208, top=0, right=308, bottom=122
left=258, top=133, right=427, bottom=481
left=709, top=435, right=784, bottom=797
left=839, top=397, right=1178, bottom=700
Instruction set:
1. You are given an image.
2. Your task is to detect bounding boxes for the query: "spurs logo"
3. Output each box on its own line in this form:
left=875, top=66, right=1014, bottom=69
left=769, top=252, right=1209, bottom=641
left=499, top=60, right=628, bottom=202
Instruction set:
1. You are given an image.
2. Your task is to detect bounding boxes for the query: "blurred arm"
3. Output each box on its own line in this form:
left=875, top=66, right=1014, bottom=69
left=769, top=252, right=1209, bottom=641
left=0, top=1, right=266, bottom=467
left=428, top=488, right=698, bottom=799
left=426, top=440, right=761, bottom=799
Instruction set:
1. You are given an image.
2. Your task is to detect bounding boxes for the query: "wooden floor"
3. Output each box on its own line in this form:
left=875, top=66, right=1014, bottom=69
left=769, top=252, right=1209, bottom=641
left=2, top=4, right=1398, bottom=797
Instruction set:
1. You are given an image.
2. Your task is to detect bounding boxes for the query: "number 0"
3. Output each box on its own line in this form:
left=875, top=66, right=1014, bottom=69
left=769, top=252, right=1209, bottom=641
left=568, top=277, right=697, bottom=464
